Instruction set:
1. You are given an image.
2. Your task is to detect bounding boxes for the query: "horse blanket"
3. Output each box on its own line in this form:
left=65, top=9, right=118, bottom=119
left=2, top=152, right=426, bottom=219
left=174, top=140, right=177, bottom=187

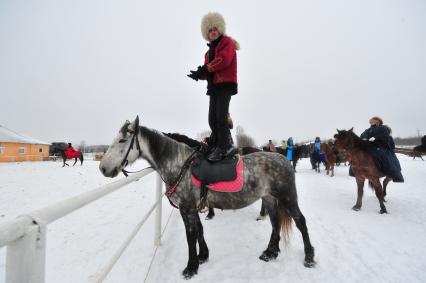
left=191, top=156, right=244, bottom=192
left=64, top=148, right=81, bottom=159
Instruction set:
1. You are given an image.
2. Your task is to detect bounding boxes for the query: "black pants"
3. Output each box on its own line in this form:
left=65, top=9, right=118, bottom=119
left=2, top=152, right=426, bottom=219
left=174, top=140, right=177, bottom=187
left=208, top=93, right=231, bottom=149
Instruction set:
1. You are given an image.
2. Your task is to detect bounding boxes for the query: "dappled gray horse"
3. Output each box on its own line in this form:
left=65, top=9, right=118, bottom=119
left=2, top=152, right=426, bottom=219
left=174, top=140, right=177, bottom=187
left=100, top=116, right=315, bottom=279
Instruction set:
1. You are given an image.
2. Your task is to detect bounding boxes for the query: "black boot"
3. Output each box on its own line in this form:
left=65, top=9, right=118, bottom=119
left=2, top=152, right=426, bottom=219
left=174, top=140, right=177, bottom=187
left=225, top=145, right=238, bottom=157
left=208, top=147, right=227, bottom=162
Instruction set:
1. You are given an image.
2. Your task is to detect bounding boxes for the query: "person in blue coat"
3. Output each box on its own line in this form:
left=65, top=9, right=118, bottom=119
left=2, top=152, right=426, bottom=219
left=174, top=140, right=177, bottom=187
left=286, top=137, right=294, bottom=161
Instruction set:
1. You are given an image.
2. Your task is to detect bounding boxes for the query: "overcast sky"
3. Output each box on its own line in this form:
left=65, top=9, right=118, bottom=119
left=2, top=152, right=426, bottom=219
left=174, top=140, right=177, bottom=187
left=1, top=0, right=425, bottom=146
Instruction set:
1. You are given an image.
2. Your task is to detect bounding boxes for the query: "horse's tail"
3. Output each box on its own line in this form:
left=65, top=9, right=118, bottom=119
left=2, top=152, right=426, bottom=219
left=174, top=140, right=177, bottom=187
left=277, top=203, right=293, bottom=244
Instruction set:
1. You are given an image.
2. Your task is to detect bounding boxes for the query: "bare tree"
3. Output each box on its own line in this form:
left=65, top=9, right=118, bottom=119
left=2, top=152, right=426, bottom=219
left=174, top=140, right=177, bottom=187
left=79, top=140, right=86, bottom=153
left=197, top=130, right=212, bottom=141
left=235, top=125, right=256, bottom=148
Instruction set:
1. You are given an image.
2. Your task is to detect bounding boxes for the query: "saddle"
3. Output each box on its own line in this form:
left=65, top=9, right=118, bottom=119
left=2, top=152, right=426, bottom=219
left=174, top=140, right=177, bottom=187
left=190, top=155, right=244, bottom=193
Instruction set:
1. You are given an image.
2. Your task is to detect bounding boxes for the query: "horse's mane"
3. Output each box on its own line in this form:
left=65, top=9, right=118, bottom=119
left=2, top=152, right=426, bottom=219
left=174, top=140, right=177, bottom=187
left=349, top=131, right=376, bottom=151
left=162, top=132, right=203, bottom=149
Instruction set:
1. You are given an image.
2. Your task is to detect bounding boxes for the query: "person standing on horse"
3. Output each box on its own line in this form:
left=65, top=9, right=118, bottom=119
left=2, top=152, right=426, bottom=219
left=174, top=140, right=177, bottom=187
left=359, top=116, right=404, bottom=182
left=187, top=12, right=240, bottom=161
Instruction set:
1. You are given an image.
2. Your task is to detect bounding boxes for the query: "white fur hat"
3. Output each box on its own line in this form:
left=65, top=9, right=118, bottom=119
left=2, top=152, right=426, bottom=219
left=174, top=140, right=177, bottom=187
left=201, top=12, right=226, bottom=41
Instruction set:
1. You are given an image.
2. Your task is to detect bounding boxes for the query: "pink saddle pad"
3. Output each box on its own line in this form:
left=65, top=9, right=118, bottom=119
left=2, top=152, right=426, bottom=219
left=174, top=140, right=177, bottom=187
left=191, top=159, right=244, bottom=192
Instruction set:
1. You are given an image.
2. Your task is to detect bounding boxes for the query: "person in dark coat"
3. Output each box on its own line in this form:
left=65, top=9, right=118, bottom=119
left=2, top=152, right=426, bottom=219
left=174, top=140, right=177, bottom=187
left=187, top=12, right=240, bottom=161
left=359, top=116, right=404, bottom=182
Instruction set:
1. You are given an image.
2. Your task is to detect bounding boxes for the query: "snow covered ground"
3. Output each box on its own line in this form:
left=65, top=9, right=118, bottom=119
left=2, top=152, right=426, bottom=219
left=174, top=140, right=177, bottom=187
left=1, top=155, right=425, bottom=283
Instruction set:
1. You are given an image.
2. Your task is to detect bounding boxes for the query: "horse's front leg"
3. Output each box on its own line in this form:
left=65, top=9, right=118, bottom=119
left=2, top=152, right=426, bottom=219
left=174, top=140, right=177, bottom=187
left=205, top=207, right=215, bottom=220
left=180, top=208, right=200, bottom=279
left=72, top=158, right=78, bottom=166
left=353, top=177, right=364, bottom=211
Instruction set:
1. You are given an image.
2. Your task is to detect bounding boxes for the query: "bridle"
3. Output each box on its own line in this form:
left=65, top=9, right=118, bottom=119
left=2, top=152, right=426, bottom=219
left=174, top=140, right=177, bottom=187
left=121, top=126, right=144, bottom=176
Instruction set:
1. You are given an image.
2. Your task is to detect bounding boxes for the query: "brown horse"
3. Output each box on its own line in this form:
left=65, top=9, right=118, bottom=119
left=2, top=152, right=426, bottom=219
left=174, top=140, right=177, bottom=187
left=320, top=143, right=337, bottom=177
left=336, top=150, right=351, bottom=166
left=334, top=128, right=392, bottom=214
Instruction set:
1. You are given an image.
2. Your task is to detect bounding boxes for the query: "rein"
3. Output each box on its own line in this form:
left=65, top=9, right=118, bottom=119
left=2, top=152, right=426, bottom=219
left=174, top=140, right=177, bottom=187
left=121, top=126, right=143, bottom=177
left=164, top=150, right=198, bottom=198
left=119, top=128, right=198, bottom=208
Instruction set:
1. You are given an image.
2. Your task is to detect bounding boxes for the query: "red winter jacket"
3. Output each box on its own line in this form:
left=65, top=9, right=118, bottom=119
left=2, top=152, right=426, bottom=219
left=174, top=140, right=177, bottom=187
left=203, top=35, right=238, bottom=85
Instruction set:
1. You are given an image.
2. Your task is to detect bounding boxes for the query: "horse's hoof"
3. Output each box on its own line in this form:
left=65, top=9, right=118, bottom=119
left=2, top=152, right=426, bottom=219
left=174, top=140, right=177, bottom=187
left=198, top=254, right=209, bottom=264
left=304, top=259, right=316, bottom=268
left=380, top=209, right=388, bottom=214
left=256, top=215, right=266, bottom=221
left=352, top=206, right=361, bottom=211
left=205, top=214, right=214, bottom=220
left=182, top=267, right=197, bottom=279
left=199, top=207, right=209, bottom=213
left=259, top=249, right=279, bottom=262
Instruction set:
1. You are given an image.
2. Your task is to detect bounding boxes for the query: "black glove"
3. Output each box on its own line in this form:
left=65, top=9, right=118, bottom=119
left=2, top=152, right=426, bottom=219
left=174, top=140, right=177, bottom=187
left=187, top=65, right=207, bottom=81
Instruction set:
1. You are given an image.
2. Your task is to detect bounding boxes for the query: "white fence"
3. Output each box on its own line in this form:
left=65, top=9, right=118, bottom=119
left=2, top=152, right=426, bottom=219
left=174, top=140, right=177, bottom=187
left=0, top=167, right=164, bottom=283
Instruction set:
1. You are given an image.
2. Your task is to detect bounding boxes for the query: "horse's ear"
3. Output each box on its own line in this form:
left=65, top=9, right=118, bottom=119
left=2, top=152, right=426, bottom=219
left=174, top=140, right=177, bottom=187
left=349, top=127, right=354, bottom=133
left=336, top=128, right=341, bottom=134
left=134, top=115, right=140, bottom=129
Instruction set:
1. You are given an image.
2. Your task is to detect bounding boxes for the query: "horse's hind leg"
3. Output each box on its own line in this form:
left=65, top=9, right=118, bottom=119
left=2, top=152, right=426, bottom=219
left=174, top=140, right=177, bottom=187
left=259, top=197, right=281, bottom=261
left=196, top=213, right=209, bottom=264
left=256, top=199, right=268, bottom=221
left=72, top=158, right=77, bottom=166
left=371, top=179, right=387, bottom=214
left=284, top=201, right=315, bottom=267
left=179, top=208, right=200, bottom=279
left=383, top=176, right=392, bottom=200
left=353, top=178, right=365, bottom=211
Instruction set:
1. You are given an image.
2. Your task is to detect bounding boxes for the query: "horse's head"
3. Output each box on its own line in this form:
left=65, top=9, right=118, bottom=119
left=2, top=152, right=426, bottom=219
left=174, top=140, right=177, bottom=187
left=100, top=116, right=141, bottom=178
left=334, top=128, right=354, bottom=151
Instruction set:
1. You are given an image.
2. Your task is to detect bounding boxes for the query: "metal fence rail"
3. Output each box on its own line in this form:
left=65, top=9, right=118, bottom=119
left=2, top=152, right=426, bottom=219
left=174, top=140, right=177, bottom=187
left=0, top=167, right=163, bottom=283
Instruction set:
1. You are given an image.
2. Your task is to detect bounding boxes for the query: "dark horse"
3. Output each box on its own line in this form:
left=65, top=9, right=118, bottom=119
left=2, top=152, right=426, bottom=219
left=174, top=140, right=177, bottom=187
left=310, top=146, right=328, bottom=173
left=100, top=117, right=315, bottom=278
left=334, top=128, right=392, bottom=214
left=412, top=136, right=426, bottom=160
left=52, top=148, right=84, bottom=167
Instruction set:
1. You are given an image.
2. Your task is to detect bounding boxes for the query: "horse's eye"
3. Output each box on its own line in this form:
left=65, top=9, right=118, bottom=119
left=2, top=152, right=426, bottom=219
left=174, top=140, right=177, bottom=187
left=119, top=139, right=127, bottom=143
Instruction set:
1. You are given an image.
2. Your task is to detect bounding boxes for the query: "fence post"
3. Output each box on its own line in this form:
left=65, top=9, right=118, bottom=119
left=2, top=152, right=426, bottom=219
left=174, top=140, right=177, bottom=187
left=154, top=173, right=163, bottom=246
left=6, top=222, right=46, bottom=283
